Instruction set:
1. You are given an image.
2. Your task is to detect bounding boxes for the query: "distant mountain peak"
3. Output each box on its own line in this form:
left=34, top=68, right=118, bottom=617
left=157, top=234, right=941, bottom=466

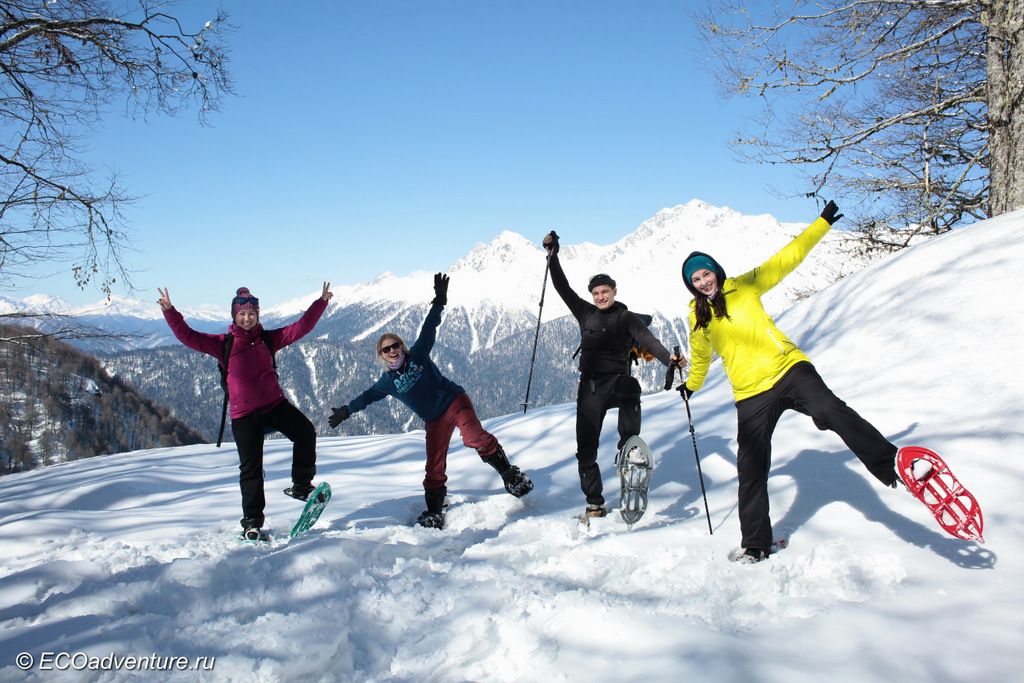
left=13, top=200, right=877, bottom=349
left=21, top=293, right=73, bottom=313
left=452, top=231, right=541, bottom=273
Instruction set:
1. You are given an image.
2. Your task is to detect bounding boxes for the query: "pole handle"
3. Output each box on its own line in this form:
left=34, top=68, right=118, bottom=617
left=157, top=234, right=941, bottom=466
left=664, top=345, right=680, bottom=390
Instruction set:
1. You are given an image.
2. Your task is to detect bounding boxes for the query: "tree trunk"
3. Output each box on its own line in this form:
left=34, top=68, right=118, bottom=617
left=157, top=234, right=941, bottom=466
left=984, top=0, right=1024, bottom=216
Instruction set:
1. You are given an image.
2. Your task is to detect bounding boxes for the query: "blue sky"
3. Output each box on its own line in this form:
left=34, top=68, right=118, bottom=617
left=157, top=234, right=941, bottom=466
left=17, top=1, right=818, bottom=309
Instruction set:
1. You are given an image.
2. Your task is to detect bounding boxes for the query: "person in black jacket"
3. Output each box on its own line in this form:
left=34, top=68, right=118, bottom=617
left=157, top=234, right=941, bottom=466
left=542, top=232, right=684, bottom=518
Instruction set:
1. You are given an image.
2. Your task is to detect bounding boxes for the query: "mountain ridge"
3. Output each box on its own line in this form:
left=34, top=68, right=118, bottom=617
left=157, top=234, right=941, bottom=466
left=2, top=200, right=875, bottom=352
left=5, top=199, right=884, bottom=442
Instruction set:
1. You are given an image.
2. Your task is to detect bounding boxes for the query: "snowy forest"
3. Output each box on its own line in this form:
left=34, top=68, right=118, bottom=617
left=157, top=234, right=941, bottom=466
left=0, top=324, right=202, bottom=473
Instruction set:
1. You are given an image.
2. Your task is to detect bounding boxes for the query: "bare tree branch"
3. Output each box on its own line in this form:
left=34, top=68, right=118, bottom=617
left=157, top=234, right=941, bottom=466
left=699, top=0, right=1022, bottom=248
left=0, top=312, right=144, bottom=350
left=0, top=0, right=234, bottom=295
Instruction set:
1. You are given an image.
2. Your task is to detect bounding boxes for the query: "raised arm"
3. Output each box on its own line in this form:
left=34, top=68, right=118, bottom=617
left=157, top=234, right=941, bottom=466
left=267, top=281, right=333, bottom=348
left=158, top=287, right=225, bottom=357
left=744, top=201, right=843, bottom=295
left=409, top=274, right=449, bottom=356
left=542, top=232, right=590, bottom=321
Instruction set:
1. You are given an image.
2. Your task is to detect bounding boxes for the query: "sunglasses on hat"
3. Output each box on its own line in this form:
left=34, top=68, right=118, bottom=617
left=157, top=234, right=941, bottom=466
left=232, top=295, right=259, bottom=306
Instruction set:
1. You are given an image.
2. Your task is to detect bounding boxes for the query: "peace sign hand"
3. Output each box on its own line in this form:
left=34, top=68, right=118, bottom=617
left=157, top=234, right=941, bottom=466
left=157, top=287, right=173, bottom=311
left=321, top=281, right=334, bottom=302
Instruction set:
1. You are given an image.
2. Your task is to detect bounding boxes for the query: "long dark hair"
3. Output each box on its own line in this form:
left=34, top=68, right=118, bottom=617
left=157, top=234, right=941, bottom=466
left=693, top=290, right=729, bottom=331
left=683, top=251, right=729, bottom=331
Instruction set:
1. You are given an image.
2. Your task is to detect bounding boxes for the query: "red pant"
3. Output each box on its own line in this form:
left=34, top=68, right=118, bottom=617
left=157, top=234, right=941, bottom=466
left=423, top=393, right=498, bottom=490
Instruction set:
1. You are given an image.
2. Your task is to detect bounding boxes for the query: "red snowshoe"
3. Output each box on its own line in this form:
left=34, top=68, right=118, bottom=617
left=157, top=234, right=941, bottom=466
left=896, top=446, right=984, bottom=543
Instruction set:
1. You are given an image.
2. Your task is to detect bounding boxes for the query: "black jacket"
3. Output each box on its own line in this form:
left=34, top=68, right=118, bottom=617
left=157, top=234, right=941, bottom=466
left=548, top=253, right=672, bottom=379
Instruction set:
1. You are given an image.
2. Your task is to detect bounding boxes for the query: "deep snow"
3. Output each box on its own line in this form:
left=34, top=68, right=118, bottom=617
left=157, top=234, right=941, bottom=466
left=1, top=211, right=1021, bottom=682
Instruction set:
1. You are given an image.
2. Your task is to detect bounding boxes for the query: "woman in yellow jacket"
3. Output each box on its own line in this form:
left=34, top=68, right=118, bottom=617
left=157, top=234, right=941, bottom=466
left=680, top=200, right=898, bottom=563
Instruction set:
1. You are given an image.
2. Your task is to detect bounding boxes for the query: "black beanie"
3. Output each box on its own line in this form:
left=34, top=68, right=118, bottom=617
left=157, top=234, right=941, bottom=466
left=587, top=273, right=616, bottom=292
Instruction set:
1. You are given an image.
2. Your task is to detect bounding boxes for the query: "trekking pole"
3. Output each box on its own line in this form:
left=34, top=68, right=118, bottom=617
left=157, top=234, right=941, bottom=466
left=521, top=231, right=557, bottom=413
left=667, top=345, right=713, bottom=535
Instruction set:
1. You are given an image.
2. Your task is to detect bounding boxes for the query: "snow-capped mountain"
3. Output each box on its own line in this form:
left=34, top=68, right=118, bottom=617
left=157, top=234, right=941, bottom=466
left=3, top=200, right=872, bottom=351
left=10, top=200, right=882, bottom=440
left=311, top=200, right=871, bottom=342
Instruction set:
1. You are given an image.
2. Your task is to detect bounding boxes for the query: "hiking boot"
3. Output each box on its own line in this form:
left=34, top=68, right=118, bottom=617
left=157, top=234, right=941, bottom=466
left=734, top=547, right=768, bottom=564
left=284, top=482, right=315, bottom=501
left=416, top=510, right=445, bottom=529
left=424, top=486, right=446, bottom=512
left=584, top=504, right=607, bottom=518
left=483, top=447, right=534, bottom=498
left=240, top=517, right=264, bottom=541
left=501, top=466, right=534, bottom=498
left=483, top=446, right=513, bottom=475
left=625, top=446, right=647, bottom=465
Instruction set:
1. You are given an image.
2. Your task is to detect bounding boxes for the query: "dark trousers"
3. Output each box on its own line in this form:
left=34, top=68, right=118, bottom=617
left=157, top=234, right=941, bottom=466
left=735, top=362, right=897, bottom=551
left=423, top=393, right=499, bottom=492
left=575, top=374, right=642, bottom=506
left=231, top=400, right=317, bottom=526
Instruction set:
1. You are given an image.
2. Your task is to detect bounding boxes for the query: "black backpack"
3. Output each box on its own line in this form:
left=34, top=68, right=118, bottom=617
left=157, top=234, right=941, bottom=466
left=216, top=331, right=276, bottom=447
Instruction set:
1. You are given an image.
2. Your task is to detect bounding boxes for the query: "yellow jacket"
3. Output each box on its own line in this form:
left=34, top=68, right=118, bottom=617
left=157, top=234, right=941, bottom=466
left=686, top=217, right=832, bottom=402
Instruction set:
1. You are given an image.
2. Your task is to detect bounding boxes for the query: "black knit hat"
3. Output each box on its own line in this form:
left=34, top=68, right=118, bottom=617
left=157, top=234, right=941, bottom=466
left=587, top=273, right=616, bottom=292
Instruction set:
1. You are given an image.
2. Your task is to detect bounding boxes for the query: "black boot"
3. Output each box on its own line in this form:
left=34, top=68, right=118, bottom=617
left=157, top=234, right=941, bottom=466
left=283, top=482, right=315, bottom=501
left=240, top=516, right=266, bottom=541
left=416, top=486, right=446, bottom=529
left=483, top=446, right=534, bottom=498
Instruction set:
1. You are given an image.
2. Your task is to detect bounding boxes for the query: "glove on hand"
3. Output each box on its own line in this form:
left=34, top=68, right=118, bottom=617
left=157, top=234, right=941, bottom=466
left=677, top=384, right=694, bottom=400
left=542, top=231, right=560, bottom=255
left=820, top=200, right=844, bottom=225
left=328, top=406, right=350, bottom=428
left=432, top=273, right=449, bottom=306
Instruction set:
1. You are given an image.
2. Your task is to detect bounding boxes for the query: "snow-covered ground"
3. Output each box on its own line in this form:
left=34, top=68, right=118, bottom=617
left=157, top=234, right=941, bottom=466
left=1, top=211, right=1021, bottom=682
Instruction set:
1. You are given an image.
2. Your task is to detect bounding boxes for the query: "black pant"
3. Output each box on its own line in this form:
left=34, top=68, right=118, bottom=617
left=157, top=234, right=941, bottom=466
left=735, top=362, right=897, bottom=551
left=231, top=400, right=317, bottom=526
left=575, top=374, right=642, bottom=506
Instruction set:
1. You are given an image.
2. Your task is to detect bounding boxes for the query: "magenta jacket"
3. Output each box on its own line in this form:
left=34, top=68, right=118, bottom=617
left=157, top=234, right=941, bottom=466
left=163, top=297, right=328, bottom=419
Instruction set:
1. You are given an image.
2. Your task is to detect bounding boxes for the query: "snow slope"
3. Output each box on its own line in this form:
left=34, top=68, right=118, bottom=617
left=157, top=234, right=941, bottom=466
left=1, top=211, right=1021, bottom=682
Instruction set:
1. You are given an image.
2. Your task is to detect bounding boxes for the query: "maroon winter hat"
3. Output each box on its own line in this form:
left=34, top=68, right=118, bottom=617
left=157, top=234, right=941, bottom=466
left=231, top=287, right=259, bottom=317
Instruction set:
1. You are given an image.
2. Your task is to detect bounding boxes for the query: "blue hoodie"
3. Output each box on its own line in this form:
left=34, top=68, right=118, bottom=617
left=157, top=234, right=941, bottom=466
left=346, top=303, right=465, bottom=423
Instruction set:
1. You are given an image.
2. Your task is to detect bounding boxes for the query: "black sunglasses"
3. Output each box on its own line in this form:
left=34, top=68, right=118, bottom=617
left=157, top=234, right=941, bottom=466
left=232, top=295, right=259, bottom=306
left=379, top=342, right=402, bottom=355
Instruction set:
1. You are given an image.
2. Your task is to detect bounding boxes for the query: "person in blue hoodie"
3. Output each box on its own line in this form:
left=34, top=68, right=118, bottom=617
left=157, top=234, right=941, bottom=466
left=328, top=273, right=533, bottom=528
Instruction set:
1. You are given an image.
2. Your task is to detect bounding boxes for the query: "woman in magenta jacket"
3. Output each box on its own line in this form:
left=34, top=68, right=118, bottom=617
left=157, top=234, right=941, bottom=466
left=158, top=282, right=333, bottom=539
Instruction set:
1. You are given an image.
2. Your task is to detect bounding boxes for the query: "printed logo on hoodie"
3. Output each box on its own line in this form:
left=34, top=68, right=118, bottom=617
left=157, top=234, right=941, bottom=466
left=392, top=359, right=424, bottom=394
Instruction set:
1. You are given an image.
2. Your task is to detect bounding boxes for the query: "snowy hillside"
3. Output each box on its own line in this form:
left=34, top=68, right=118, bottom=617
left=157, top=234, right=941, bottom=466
left=1, top=210, right=1021, bottom=682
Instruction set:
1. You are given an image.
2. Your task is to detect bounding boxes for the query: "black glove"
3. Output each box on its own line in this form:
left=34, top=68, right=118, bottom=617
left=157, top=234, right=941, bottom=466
left=677, top=384, right=693, bottom=400
left=432, top=273, right=449, bottom=306
left=542, top=230, right=559, bottom=255
left=820, top=200, right=844, bottom=225
left=328, top=406, right=350, bottom=428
